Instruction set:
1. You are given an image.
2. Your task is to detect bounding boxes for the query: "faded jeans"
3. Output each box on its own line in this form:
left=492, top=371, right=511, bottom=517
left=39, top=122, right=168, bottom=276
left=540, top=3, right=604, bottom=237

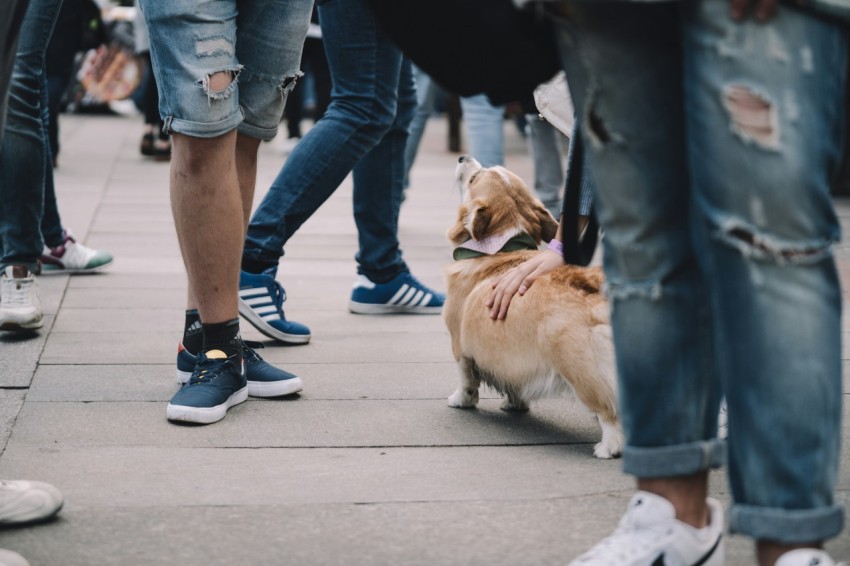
left=555, top=0, right=845, bottom=543
left=140, top=0, right=312, bottom=140
left=0, top=0, right=63, bottom=271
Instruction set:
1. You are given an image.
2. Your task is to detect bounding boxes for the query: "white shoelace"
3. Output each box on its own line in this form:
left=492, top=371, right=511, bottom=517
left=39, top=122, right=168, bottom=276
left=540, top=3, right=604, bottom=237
left=0, top=275, right=37, bottom=307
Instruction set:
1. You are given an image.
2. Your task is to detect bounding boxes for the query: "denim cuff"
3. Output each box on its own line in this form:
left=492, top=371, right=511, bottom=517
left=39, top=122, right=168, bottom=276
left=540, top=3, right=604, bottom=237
left=164, top=111, right=242, bottom=139
left=731, top=502, right=845, bottom=543
left=237, top=120, right=280, bottom=142
left=622, top=439, right=725, bottom=478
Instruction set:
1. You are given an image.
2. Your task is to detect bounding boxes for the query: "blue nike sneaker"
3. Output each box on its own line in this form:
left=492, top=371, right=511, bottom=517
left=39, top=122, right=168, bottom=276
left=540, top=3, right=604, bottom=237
left=177, top=340, right=303, bottom=398
left=349, top=271, right=444, bottom=314
left=167, top=349, right=247, bottom=424
left=238, top=268, right=311, bottom=344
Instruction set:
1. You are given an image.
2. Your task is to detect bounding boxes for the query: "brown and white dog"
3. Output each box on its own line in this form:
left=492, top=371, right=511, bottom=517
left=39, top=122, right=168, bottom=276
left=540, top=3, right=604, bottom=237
left=443, top=156, right=623, bottom=459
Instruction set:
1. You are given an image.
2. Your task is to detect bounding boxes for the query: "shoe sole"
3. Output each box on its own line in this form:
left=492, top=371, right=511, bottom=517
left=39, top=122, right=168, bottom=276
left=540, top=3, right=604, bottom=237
left=238, top=299, right=311, bottom=344
left=348, top=301, right=442, bottom=315
left=40, top=262, right=113, bottom=275
left=248, top=376, right=303, bottom=397
left=176, top=369, right=303, bottom=398
left=166, top=386, right=248, bottom=424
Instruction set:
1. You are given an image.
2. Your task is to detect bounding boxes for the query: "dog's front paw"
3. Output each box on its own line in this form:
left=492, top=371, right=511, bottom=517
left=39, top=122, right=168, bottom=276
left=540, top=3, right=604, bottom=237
left=448, top=387, right=478, bottom=408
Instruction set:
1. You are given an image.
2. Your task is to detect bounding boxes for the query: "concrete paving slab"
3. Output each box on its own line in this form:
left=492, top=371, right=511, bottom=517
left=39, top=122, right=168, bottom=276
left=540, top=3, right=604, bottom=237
left=0, top=316, right=54, bottom=387
left=51, top=307, right=448, bottom=335
left=0, top=445, right=629, bottom=508
left=0, top=492, right=845, bottom=566
left=0, top=390, right=25, bottom=454
left=9, top=399, right=604, bottom=450
left=40, top=330, right=453, bottom=365
left=26, top=362, right=472, bottom=402
left=59, top=288, right=189, bottom=310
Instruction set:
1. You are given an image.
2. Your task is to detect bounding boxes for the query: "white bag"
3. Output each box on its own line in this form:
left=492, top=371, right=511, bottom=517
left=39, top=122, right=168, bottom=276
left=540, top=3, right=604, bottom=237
left=533, top=71, right=575, bottom=137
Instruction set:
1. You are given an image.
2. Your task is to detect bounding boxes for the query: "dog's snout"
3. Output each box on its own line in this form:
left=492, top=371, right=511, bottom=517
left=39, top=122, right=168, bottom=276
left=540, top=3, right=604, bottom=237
left=458, top=155, right=469, bottom=164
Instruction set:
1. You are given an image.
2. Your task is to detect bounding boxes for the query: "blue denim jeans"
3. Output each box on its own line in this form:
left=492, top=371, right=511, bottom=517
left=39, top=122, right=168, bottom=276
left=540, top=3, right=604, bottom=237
left=403, top=65, right=440, bottom=190
left=525, top=114, right=566, bottom=218
left=41, top=71, right=63, bottom=249
left=0, top=0, right=62, bottom=272
left=459, top=94, right=504, bottom=168
left=243, top=0, right=416, bottom=283
left=555, top=0, right=845, bottom=543
left=140, top=0, right=312, bottom=141
left=404, top=71, right=504, bottom=189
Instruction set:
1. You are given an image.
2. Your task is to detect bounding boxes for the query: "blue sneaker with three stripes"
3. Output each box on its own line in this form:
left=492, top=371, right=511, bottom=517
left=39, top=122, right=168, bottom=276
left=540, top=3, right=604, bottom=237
left=349, top=271, right=444, bottom=314
left=238, top=269, right=311, bottom=344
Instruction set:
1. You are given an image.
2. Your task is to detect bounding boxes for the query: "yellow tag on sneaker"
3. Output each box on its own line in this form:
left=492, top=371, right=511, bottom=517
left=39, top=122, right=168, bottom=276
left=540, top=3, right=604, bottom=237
left=205, top=349, right=228, bottom=359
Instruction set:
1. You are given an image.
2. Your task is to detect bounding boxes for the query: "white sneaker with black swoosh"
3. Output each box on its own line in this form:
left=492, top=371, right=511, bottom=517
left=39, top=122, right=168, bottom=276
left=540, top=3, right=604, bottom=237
left=570, top=491, right=725, bottom=566
left=775, top=549, right=847, bottom=566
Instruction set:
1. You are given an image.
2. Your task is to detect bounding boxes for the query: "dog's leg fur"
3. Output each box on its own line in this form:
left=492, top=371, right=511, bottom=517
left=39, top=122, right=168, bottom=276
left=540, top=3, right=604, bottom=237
left=587, top=323, right=623, bottom=459
left=448, top=357, right=480, bottom=408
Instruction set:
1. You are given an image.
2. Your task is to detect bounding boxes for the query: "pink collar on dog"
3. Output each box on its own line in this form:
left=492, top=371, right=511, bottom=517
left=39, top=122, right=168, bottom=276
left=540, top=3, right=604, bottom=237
left=453, top=230, right=539, bottom=260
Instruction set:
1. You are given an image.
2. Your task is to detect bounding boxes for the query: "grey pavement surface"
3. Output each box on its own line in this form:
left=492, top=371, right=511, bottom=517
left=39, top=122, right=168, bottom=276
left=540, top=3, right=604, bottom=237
left=0, top=113, right=848, bottom=565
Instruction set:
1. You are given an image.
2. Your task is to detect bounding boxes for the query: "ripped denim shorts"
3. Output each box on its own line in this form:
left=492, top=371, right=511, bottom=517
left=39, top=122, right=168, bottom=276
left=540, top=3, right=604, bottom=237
left=139, top=0, right=313, bottom=140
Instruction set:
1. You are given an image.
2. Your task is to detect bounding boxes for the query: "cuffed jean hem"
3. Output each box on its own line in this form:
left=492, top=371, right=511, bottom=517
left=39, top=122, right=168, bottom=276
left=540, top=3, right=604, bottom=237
left=237, top=120, right=279, bottom=142
left=357, top=264, right=408, bottom=285
left=164, top=111, right=242, bottom=139
left=730, top=503, right=845, bottom=543
left=241, top=249, right=280, bottom=271
left=622, top=439, right=725, bottom=478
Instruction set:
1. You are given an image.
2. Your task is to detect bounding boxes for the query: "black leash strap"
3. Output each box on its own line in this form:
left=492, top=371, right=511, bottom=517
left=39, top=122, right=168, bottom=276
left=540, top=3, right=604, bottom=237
left=562, top=129, right=599, bottom=266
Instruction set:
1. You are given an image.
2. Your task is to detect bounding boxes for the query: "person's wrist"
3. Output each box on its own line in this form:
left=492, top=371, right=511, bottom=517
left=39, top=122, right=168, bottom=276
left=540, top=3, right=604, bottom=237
left=547, top=239, right=564, bottom=256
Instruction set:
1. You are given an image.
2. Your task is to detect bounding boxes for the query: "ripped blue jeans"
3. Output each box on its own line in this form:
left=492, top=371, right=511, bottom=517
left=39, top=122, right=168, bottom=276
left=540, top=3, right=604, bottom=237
left=139, top=0, right=313, bottom=140
left=555, top=0, right=845, bottom=543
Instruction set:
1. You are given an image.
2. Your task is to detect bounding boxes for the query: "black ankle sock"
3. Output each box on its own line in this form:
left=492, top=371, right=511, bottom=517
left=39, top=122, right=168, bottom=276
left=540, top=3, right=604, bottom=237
left=182, top=309, right=203, bottom=355
left=241, top=256, right=277, bottom=275
left=202, top=319, right=242, bottom=358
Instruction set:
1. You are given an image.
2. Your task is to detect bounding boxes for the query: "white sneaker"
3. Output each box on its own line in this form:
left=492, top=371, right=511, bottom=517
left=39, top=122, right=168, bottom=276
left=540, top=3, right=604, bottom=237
left=0, top=548, right=29, bottom=566
left=0, top=266, right=43, bottom=331
left=775, top=549, right=847, bottom=566
left=570, top=491, right=725, bottom=566
left=0, top=480, right=63, bottom=525
left=40, top=230, right=113, bottom=274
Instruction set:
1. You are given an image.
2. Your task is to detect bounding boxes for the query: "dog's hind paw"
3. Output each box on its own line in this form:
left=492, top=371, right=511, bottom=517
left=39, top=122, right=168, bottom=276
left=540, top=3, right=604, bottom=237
left=448, top=387, right=478, bottom=408
left=500, top=397, right=529, bottom=412
left=593, top=420, right=625, bottom=459
left=593, top=441, right=620, bottom=459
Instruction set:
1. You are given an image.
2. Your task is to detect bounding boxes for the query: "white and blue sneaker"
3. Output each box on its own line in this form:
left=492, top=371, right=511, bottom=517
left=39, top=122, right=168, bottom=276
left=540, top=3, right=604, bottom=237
left=349, top=271, right=444, bottom=314
left=570, top=491, right=725, bottom=566
left=238, top=269, right=311, bottom=344
left=177, top=340, right=303, bottom=398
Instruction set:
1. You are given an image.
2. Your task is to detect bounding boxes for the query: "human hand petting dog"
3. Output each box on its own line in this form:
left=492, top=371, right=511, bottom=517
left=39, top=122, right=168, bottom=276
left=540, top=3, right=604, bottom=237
left=486, top=247, right=565, bottom=320
left=729, top=0, right=777, bottom=20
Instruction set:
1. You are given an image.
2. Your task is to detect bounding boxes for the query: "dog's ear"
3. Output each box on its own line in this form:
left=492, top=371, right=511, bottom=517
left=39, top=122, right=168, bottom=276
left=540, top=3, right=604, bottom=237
left=534, top=202, right=559, bottom=243
left=447, top=203, right=470, bottom=244
left=468, top=200, right=492, bottom=241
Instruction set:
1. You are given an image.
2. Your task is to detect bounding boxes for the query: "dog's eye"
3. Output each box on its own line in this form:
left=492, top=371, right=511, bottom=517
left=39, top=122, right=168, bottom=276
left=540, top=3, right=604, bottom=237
left=469, top=172, right=480, bottom=184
